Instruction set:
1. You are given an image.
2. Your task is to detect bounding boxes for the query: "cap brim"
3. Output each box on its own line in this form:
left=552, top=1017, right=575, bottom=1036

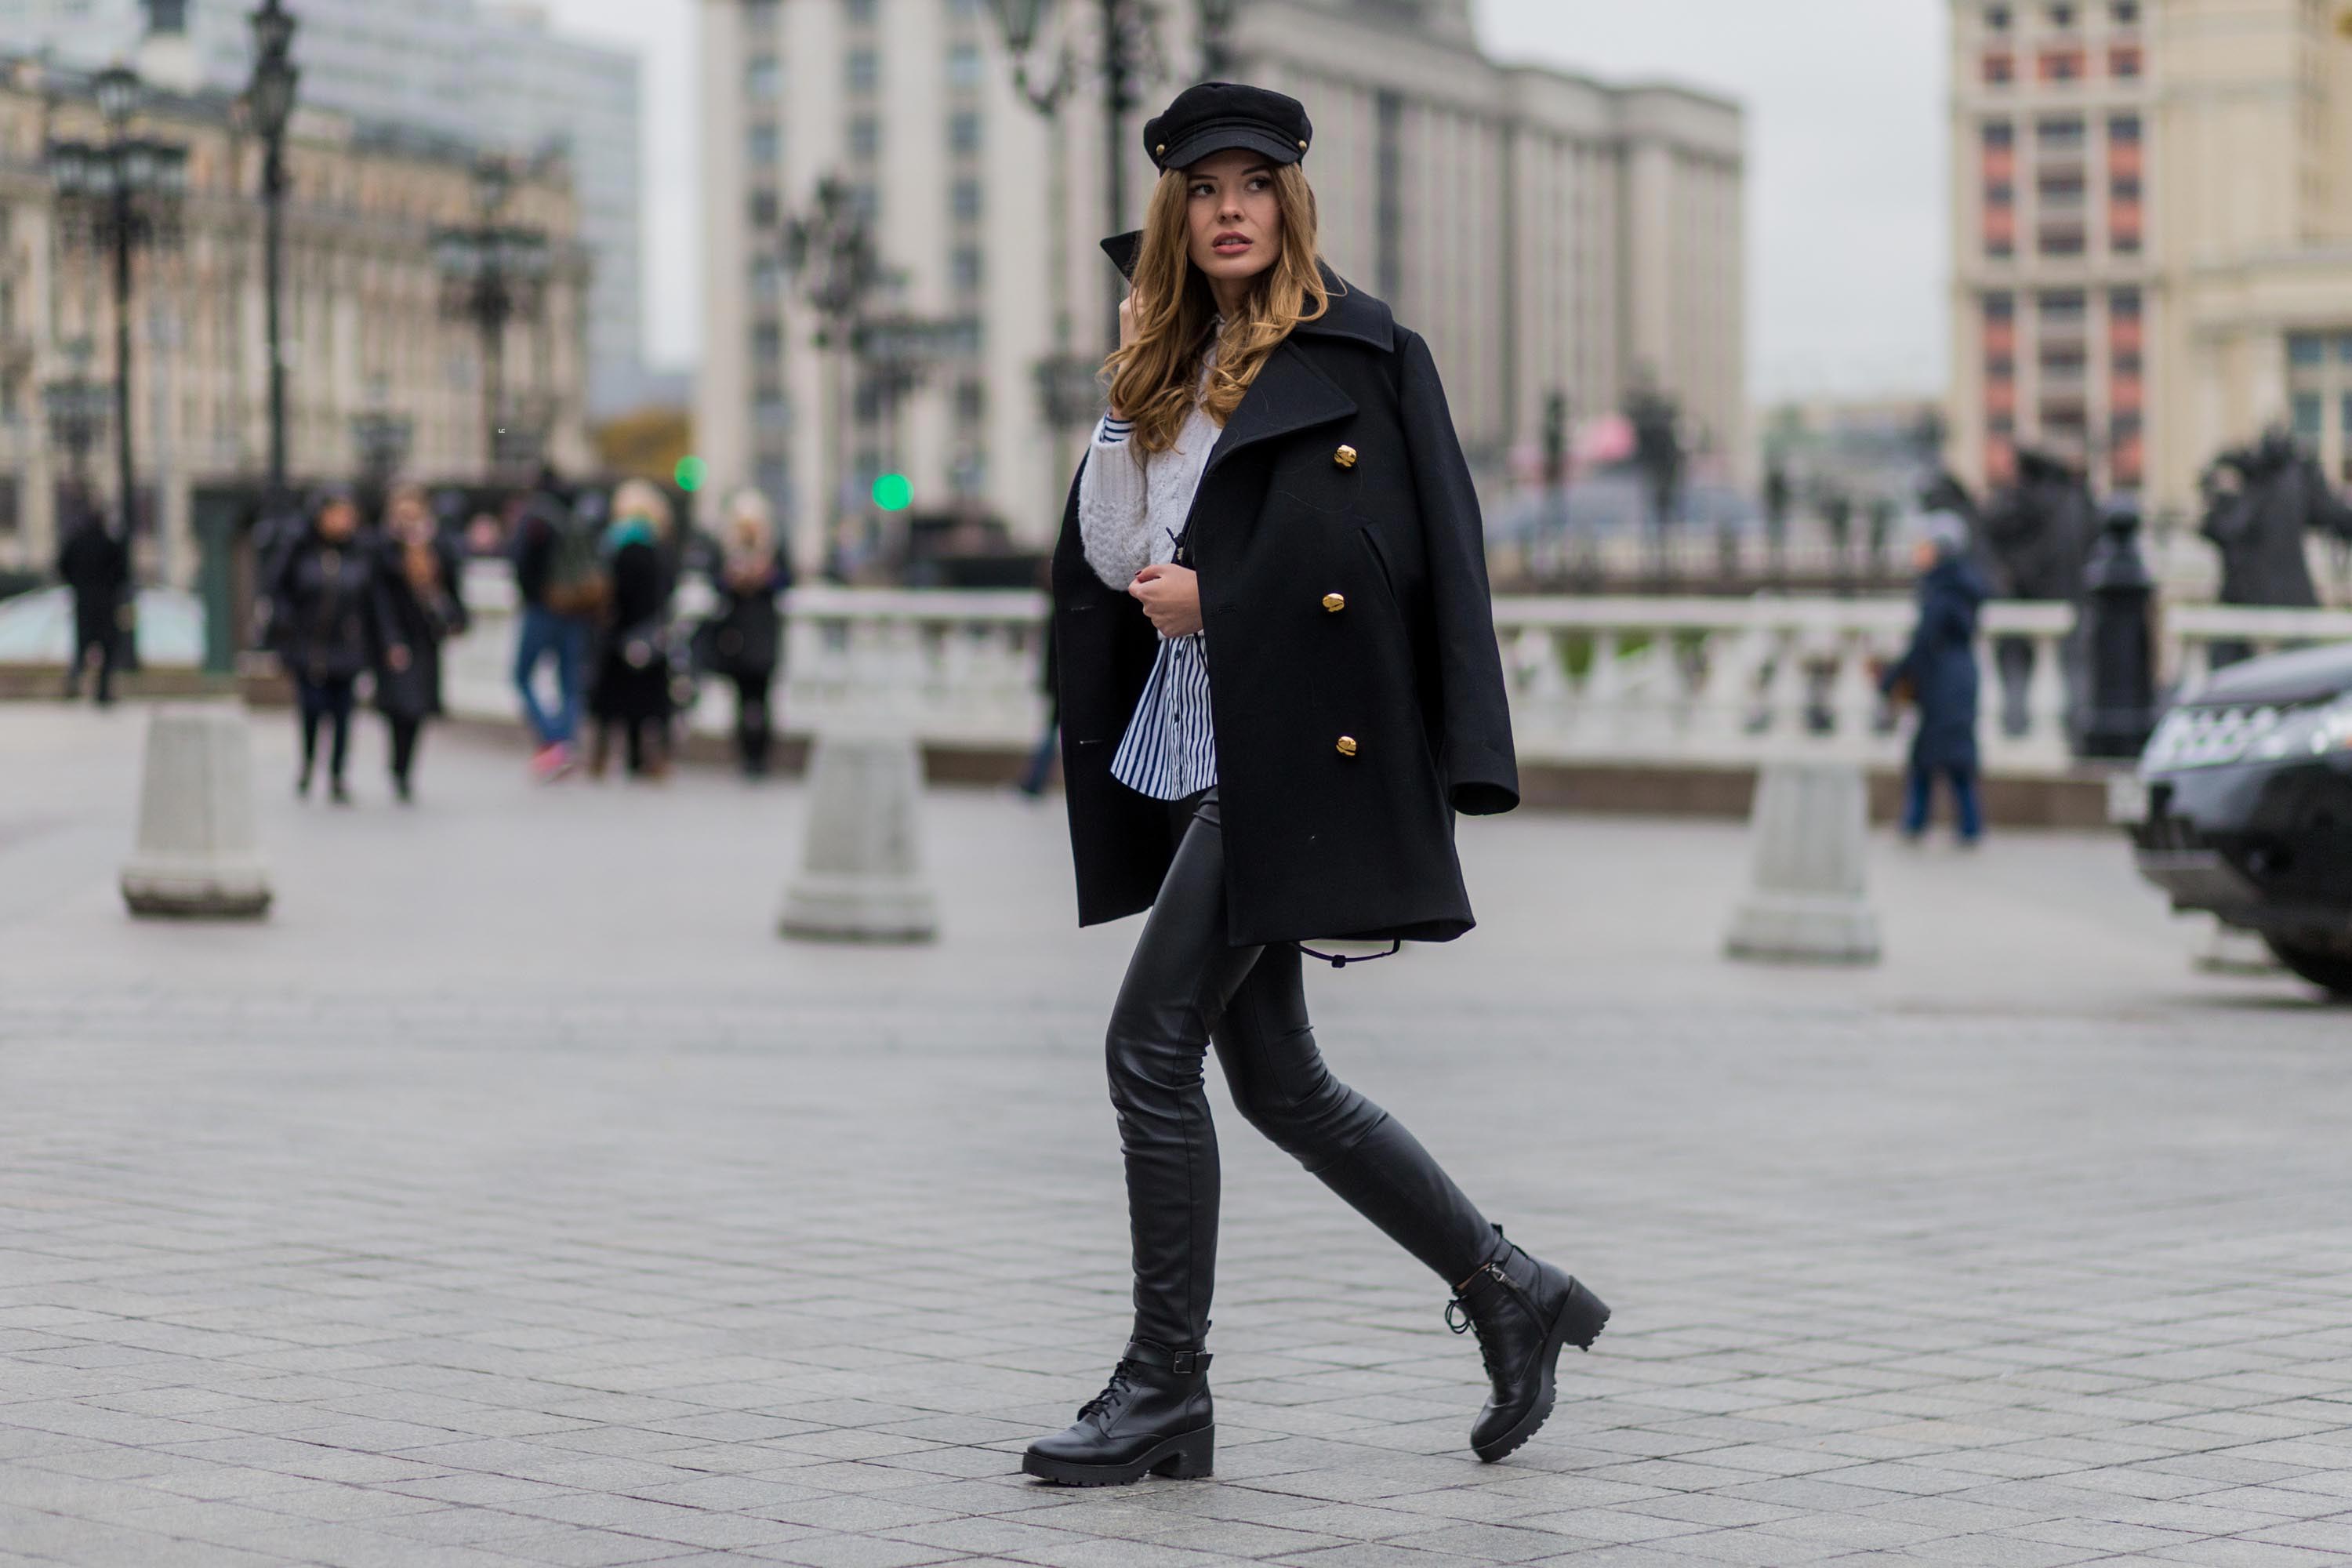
left=1160, top=125, right=1303, bottom=172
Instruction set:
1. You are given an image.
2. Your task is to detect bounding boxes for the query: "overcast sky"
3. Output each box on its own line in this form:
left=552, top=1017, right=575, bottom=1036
left=535, top=0, right=1951, bottom=403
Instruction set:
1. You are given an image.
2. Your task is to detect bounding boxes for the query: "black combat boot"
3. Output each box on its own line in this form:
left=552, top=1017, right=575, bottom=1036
left=1446, top=1226, right=1609, bottom=1462
left=1022, top=1340, right=1214, bottom=1486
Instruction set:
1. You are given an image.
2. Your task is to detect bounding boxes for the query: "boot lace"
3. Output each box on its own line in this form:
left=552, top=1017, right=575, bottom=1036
left=1076, top=1359, right=1137, bottom=1421
left=1446, top=1297, right=1504, bottom=1381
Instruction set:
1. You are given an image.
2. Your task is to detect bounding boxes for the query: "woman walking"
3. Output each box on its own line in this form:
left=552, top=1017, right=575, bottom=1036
left=267, top=488, right=381, bottom=804
left=701, top=489, right=792, bottom=777
left=588, top=479, right=676, bottom=780
left=1025, top=83, right=1608, bottom=1488
left=373, top=485, right=470, bottom=803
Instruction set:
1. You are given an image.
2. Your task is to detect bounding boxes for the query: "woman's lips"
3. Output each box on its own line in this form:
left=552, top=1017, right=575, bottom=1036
left=1213, top=234, right=1251, bottom=255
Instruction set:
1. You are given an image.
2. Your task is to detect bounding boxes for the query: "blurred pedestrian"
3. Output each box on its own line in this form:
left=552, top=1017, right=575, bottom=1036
left=588, top=479, right=675, bottom=780
left=373, top=485, right=469, bottom=804
left=1882, top=510, right=1991, bottom=844
left=510, top=467, right=605, bottom=781
left=266, top=488, right=382, bottom=803
left=700, top=488, right=792, bottom=777
left=56, top=509, right=129, bottom=707
left=1025, top=84, right=1606, bottom=1489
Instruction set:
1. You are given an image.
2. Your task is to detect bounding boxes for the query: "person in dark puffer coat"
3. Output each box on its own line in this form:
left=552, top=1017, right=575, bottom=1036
left=267, top=488, right=383, bottom=804
left=1883, top=510, right=1992, bottom=844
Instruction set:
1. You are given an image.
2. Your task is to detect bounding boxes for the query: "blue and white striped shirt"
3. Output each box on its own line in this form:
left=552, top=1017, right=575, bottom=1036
left=1082, top=409, right=1221, bottom=800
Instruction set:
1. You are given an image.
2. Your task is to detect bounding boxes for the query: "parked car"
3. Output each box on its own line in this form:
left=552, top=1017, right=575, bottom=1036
left=2126, top=642, right=2352, bottom=998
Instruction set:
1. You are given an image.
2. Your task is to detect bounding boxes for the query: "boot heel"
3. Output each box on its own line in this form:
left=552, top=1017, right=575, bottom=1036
left=1559, top=1278, right=1611, bottom=1352
left=1152, top=1427, right=1214, bottom=1479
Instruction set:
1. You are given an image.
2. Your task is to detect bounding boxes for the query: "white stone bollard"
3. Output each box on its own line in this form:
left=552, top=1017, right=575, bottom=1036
left=778, top=725, right=938, bottom=943
left=120, top=703, right=273, bottom=919
left=1723, top=758, right=1880, bottom=964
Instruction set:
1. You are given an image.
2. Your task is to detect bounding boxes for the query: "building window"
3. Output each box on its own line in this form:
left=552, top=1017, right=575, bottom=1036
left=849, top=115, right=880, bottom=160
left=1982, top=121, right=2015, bottom=149
left=2037, top=117, right=2085, bottom=151
left=2038, top=169, right=2085, bottom=202
left=947, top=42, right=984, bottom=89
left=1985, top=292, right=2016, bottom=320
left=2111, top=0, right=2138, bottom=22
left=749, top=189, right=779, bottom=227
left=746, top=55, right=780, bottom=101
left=2039, top=224, right=2085, bottom=256
left=2110, top=174, right=2142, bottom=201
left=2294, top=394, right=2325, bottom=444
left=2108, top=114, right=2140, bottom=143
left=2041, top=345, right=2088, bottom=375
left=954, top=378, right=985, bottom=426
left=848, top=182, right=878, bottom=223
left=1987, top=354, right=2017, bottom=379
left=751, top=256, right=782, bottom=301
left=1987, top=3, right=2010, bottom=26
left=846, top=48, right=878, bottom=93
left=752, top=321, right=782, bottom=364
left=2109, top=46, right=2141, bottom=78
left=2290, top=332, right=2328, bottom=367
left=2111, top=288, right=2141, bottom=318
left=951, top=178, right=982, bottom=223
left=1986, top=180, right=2015, bottom=206
left=2048, top=2, right=2074, bottom=25
left=1984, top=53, right=2013, bottom=84
left=949, top=111, right=982, bottom=154
left=950, top=245, right=982, bottom=292
left=2038, top=49, right=2083, bottom=82
left=2039, top=289, right=2086, bottom=321
left=844, top=0, right=877, bottom=23
left=747, top=123, right=779, bottom=166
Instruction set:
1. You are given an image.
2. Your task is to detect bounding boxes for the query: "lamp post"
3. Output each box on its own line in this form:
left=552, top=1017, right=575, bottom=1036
left=432, top=156, right=553, bottom=477
left=246, top=0, right=299, bottom=505
left=48, top=67, right=185, bottom=542
left=986, top=0, right=1162, bottom=360
left=1197, top=0, right=1242, bottom=78
left=780, top=175, right=887, bottom=573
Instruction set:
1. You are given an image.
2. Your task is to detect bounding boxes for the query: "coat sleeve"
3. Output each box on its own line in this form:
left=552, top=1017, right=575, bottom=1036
left=1397, top=330, right=1519, bottom=815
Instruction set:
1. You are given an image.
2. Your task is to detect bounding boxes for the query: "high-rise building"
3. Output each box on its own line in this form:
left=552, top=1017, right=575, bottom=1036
left=0, top=0, right=647, bottom=416
left=697, top=0, right=1746, bottom=566
left=1947, top=0, right=2352, bottom=515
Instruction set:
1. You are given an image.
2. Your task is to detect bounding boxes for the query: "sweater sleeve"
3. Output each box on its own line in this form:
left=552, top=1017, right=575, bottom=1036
left=1077, top=416, right=1152, bottom=590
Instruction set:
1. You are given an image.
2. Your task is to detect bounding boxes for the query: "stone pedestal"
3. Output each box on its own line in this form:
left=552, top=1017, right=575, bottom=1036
left=121, top=703, right=272, bottom=919
left=779, top=727, right=938, bottom=943
left=1724, top=758, right=1880, bottom=964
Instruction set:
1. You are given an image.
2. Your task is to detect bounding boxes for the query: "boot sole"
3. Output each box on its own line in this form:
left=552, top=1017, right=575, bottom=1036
left=1022, top=1425, right=1214, bottom=1486
left=1474, top=1278, right=1610, bottom=1464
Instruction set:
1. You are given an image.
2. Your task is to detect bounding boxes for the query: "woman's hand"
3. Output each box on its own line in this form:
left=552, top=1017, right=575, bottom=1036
left=1129, top=562, right=1202, bottom=638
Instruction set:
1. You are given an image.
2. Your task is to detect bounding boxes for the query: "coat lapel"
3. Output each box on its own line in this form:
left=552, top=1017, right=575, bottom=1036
left=1202, top=339, right=1357, bottom=481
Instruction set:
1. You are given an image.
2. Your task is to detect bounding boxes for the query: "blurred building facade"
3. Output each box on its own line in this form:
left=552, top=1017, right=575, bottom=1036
left=1947, top=0, right=2352, bottom=516
left=696, top=0, right=1746, bottom=569
left=0, top=0, right=647, bottom=416
left=0, top=57, right=591, bottom=583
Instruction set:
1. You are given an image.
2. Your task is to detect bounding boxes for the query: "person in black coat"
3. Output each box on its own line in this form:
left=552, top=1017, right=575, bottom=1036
left=266, top=489, right=382, bottom=803
left=702, top=488, right=791, bottom=777
left=588, top=480, right=676, bottom=779
left=1022, top=84, right=1608, bottom=1491
left=1882, top=510, right=1991, bottom=843
left=56, top=510, right=130, bottom=706
left=372, top=485, right=470, bottom=802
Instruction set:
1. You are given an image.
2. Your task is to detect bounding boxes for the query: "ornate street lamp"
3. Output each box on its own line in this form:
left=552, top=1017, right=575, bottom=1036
left=246, top=0, right=299, bottom=504
left=432, top=155, right=554, bottom=476
left=49, top=66, right=186, bottom=540
left=44, top=340, right=112, bottom=531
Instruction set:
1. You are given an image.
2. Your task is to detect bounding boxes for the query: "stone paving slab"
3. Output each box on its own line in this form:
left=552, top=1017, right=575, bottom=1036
left=3, top=706, right=2350, bottom=1568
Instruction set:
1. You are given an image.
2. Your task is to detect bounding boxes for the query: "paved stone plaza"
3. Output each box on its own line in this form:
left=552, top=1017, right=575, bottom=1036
left=4, top=704, right=2350, bottom=1568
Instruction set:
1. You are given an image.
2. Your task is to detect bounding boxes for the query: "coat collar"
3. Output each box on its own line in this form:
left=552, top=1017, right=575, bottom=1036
left=1290, top=263, right=1395, bottom=352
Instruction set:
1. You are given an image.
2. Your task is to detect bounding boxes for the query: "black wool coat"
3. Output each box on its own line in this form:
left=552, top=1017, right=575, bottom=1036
left=373, top=532, right=470, bottom=720
left=1052, top=275, right=1518, bottom=948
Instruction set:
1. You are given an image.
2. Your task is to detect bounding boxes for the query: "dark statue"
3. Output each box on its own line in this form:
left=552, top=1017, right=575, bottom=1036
left=2199, top=428, right=2352, bottom=612
left=1977, top=448, right=2096, bottom=737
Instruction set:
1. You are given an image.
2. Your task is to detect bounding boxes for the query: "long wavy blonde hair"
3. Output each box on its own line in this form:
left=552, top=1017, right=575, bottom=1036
left=1105, top=161, right=1332, bottom=454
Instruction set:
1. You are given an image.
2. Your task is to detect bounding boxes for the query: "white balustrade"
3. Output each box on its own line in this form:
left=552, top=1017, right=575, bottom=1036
left=426, top=561, right=2352, bottom=777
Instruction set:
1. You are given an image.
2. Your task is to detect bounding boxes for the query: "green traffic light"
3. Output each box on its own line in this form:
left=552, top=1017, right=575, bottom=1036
left=674, top=455, right=707, bottom=492
left=872, top=473, right=912, bottom=511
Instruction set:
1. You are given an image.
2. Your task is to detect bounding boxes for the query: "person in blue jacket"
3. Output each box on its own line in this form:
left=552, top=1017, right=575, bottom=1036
left=1883, top=510, right=1992, bottom=843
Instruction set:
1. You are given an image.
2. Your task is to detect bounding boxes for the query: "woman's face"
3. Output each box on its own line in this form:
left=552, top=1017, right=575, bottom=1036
left=1184, top=149, right=1283, bottom=290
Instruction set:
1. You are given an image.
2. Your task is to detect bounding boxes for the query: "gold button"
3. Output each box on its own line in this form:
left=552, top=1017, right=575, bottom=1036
left=1297, top=139, right=1308, bottom=150
left=1334, top=444, right=1357, bottom=469
left=1154, top=143, right=1167, bottom=156
left=1322, top=592, right=1345, bottom=613
left=1335, top=735, right=1359, bottom=757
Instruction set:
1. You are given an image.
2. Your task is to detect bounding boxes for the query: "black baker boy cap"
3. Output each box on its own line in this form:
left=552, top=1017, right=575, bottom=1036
left=1144, top=82, right=1312, bottom=173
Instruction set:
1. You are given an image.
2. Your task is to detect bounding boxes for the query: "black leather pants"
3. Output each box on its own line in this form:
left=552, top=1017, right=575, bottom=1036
left=1106, top=788, right=1497, bottom=1351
